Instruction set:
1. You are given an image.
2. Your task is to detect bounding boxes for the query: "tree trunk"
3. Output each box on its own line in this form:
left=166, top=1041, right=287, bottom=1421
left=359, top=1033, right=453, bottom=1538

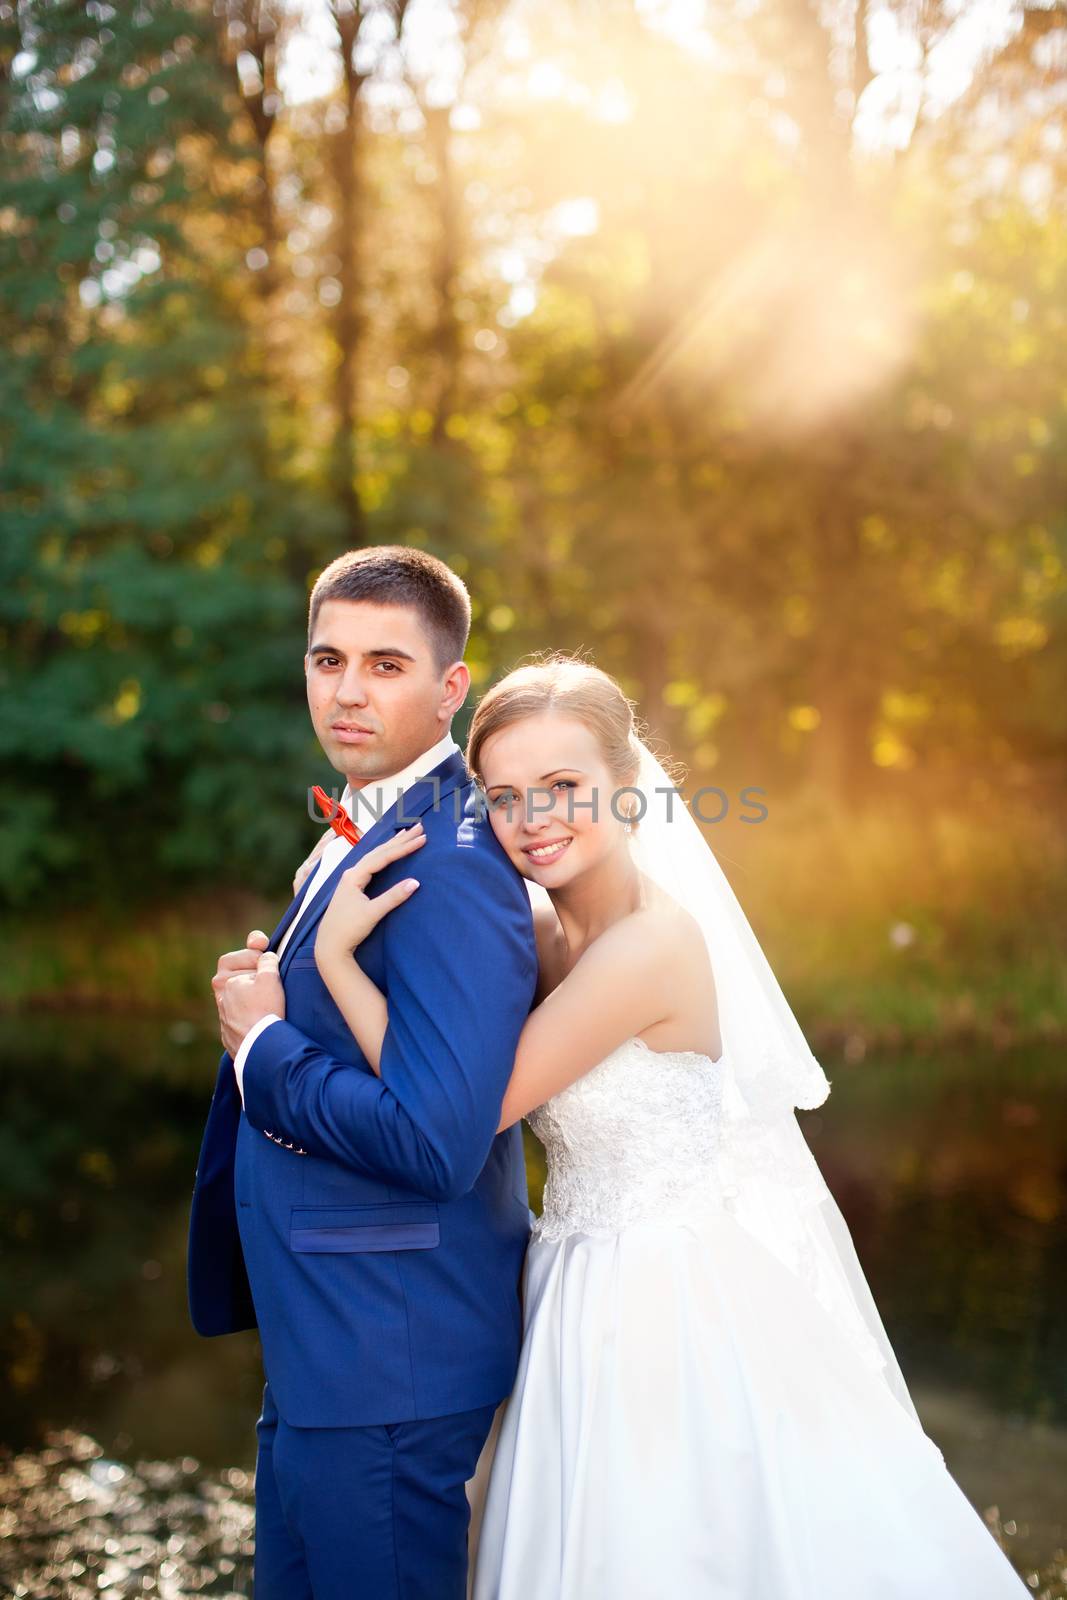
left=218, top=2, right=281, bottom=306
left=328, top=8, right=367, bottom=541
left=424, top=104, right=462, bottom=446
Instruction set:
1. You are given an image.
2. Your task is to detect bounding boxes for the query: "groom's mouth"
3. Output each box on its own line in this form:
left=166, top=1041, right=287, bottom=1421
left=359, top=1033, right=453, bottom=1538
left=522, top=837, right=573, bottom=867
left=331, top=722, right=376, bottom=744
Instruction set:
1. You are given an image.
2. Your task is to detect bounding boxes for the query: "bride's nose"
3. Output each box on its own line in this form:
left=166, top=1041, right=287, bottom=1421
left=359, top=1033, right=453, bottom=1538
left=518, top=802, right=554, bottom=833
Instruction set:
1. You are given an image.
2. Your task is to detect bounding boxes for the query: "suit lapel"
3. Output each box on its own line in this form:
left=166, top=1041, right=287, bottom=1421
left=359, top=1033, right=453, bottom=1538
left=278, top=750, right=469, bottom=979
left=267, top=887, right=306, bottom=956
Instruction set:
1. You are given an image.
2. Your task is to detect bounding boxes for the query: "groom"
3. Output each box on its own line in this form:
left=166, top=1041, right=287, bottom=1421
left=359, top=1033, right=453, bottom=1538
left=187, top=546, right=538, bottom=1600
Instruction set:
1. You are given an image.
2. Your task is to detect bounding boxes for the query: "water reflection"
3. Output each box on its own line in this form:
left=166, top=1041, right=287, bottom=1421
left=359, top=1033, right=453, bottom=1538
left=1, top=1015, right=263, bottom=1472
left=797, top=1043, right=1065, bottom=1430
left=1, top=1015, right=1064, bottom=1571
left=0, top=1433, right=255, bottom=1598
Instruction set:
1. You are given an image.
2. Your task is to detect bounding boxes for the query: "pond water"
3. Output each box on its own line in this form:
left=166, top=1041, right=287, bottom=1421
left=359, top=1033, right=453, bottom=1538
left=2, top=1014, right=1064, bottom=1575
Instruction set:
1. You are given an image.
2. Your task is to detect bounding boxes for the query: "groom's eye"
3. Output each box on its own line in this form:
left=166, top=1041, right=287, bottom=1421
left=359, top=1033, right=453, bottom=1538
left=373, top=661, right=402, bottom=674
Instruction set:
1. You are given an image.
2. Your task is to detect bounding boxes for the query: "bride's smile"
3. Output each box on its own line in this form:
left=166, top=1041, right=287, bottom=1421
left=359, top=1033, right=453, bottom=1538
left=522, top=836, right=573, bottom=865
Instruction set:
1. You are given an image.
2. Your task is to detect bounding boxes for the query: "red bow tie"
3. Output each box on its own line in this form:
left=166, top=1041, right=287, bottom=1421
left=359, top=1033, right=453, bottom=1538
left=311, top=785, right=362, bottom=845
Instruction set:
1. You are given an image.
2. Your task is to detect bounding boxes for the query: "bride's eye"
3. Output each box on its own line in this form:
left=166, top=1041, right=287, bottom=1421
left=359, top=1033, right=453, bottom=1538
left=552, top=780, right=576, bottom=792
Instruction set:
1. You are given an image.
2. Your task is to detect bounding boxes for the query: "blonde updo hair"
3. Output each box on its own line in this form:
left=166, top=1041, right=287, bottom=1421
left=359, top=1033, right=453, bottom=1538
left=466, top=654, right=647, bottom=808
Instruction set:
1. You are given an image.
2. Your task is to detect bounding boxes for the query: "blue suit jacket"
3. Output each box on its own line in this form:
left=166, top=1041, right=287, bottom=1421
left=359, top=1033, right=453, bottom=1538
left=187, top=751, right=539, bottom=1427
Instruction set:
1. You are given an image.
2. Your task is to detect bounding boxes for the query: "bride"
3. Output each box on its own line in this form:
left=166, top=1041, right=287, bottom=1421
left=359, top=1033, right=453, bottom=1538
left=313, top=654, right=1030, bottom=1598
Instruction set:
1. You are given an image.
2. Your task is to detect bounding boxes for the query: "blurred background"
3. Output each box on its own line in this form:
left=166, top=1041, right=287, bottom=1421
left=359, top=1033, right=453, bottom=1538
left=1, top=0, right=1065, bottom=1593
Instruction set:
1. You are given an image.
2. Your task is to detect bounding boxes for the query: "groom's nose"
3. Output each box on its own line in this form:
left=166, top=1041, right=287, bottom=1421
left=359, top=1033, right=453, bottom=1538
left=335, top=671, right=370, bottom=708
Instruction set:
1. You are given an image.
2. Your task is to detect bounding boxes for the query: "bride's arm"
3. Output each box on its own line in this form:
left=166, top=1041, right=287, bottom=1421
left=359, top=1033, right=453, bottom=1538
left=321, top=906, right=674, bottom=1107
left=494, top=912, right=677, bottom=1130
left=321, top=901, right=675, bottom=1116
left=315, top=948, right=389, bottom=1075
left=316, top=831, right=691, bottom=1123
left=313, top=824, right=426, bottom=1075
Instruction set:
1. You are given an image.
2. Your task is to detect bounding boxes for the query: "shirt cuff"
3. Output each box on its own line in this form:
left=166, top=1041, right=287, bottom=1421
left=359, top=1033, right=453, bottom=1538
left=233, top=1014, right=282, bottom=1103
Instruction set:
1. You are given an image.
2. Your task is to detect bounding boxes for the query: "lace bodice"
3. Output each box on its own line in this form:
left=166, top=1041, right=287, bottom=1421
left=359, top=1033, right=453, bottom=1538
left=527, top=1036, right=733, bottom=1243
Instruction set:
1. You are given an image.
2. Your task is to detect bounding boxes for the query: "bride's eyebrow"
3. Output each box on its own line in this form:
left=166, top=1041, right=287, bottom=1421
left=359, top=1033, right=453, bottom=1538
left=484, top=768, right=585, bottom=793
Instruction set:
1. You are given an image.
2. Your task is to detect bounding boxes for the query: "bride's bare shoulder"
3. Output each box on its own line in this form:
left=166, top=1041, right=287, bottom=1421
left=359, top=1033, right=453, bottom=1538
left=592, top=892, right=707, bottom=981
left=637, top=879, right=708, bottom=952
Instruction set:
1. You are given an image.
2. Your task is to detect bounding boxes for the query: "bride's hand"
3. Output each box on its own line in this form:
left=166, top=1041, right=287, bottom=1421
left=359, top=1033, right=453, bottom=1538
left=314, top=824, right=426, bottom=964
left=293, top=828, right=333, bottom=896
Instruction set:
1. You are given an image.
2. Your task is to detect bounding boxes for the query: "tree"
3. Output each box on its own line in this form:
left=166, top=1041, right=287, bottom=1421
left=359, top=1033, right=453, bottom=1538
left=0, top=0, right=321, bottom=904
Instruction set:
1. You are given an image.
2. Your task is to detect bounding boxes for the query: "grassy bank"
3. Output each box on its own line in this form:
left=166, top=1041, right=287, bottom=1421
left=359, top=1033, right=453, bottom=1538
left=4, top=797, right=1065, bottom=1054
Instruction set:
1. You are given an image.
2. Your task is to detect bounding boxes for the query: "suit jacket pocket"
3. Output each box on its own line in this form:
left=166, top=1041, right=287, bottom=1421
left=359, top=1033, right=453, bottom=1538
left=289, top=1202, right=440, bottom=1254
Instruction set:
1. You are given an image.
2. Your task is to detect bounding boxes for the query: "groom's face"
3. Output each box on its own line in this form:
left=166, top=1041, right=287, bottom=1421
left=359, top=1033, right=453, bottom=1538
left=305, top=599, right=468, bottom=786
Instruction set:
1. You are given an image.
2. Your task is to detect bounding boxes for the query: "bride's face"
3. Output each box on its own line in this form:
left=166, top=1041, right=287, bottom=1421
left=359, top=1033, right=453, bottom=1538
left=479, top=711, right=630, bottom=887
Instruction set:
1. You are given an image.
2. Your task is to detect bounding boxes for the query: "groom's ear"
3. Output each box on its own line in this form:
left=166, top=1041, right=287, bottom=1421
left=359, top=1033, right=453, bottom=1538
left=440, top=659, right=471, bottom=717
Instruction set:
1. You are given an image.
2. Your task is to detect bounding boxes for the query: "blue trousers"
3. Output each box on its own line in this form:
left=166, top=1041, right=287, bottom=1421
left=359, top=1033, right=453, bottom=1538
left=253, top=1383, right=496, bottom=1600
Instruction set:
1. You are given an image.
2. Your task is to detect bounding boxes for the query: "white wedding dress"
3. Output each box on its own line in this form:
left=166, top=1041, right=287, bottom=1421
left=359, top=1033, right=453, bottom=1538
left=468, top=1035, right=1030, bottom=1599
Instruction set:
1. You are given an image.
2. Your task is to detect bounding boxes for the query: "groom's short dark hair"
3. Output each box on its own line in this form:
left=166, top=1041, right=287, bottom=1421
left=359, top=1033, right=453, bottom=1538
left=308, top=546, right=471, bottom=672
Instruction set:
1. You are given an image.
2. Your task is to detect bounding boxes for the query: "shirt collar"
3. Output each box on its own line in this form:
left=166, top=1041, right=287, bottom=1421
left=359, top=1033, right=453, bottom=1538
left=342, top=729, right=460, bottom=832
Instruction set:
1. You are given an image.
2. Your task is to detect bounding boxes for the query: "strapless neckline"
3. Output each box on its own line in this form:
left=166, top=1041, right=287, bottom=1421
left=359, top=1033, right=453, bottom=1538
left=621, top=1034, right=723, bottom=1068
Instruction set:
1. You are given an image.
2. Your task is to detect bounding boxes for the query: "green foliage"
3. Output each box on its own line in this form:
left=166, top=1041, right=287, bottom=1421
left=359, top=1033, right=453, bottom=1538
left=1, top=0, right=1065, bottom=913
left=0, top=0, right=336, bottom=902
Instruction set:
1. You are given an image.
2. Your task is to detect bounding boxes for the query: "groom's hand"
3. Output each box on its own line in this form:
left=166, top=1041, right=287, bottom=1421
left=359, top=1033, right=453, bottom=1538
left=217, top=949, right=286, bottom=1058
left=212, top=931, right=277, bottom=1054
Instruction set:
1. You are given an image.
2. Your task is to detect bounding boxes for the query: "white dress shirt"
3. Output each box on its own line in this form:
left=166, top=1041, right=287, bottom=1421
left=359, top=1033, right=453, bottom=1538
left=232, top=729, right=460, bottom=1100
